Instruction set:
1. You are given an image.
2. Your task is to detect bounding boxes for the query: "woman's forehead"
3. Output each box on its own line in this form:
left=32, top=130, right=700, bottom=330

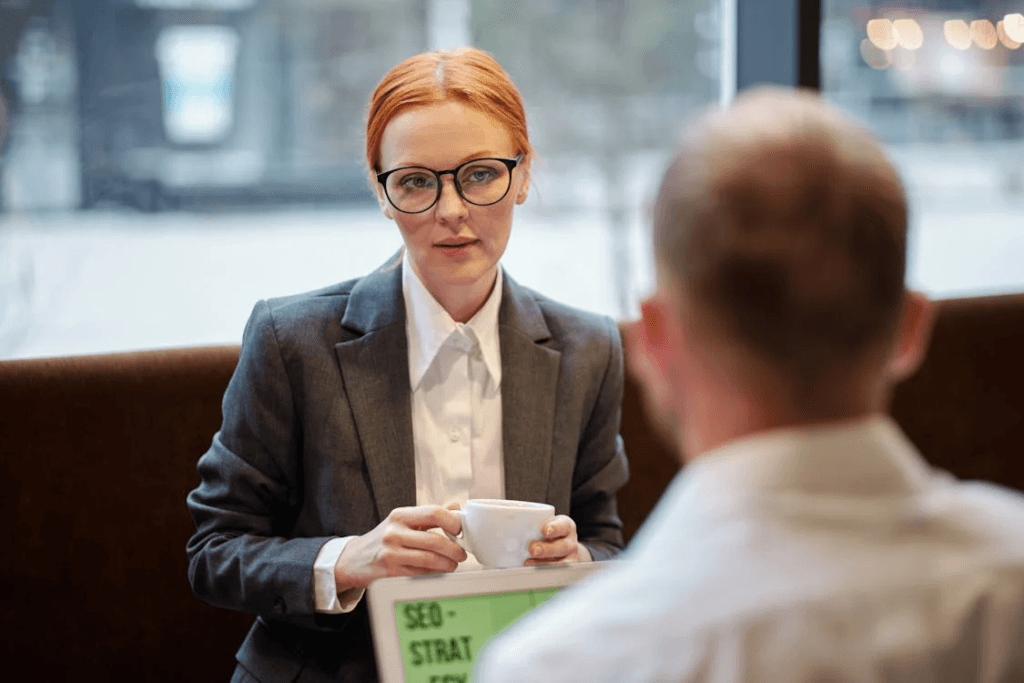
left=379, top=101, right=515, bottom=169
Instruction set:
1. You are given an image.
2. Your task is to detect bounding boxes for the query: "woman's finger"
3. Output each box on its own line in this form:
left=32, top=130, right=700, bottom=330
left=528, top=536, right=575, bottom=561
left=394, top=547, right=462, bottom=575
left=542, top=515, right=576, bottom=540
left=390, top=505, right=463, bottom=537
left=386, top=526, right=467, bottom=563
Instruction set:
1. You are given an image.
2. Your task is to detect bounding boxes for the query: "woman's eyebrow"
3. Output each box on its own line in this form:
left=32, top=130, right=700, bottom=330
left=391, top=151, right=505, bottom=169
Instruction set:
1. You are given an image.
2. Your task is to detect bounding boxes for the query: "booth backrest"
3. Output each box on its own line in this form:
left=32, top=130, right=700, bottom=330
left=1, top=345, right=249, bottom=680
left=2, top=293, right=1023, bottom=680
left=616, top=293, right=1024, bottom=541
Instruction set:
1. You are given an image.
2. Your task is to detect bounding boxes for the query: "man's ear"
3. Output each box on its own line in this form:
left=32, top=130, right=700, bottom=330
left=630, top=296, right=678, bottom=406
left=887, top=290, right=935, bottom=382
left=627, top=294, right=685, bottom=456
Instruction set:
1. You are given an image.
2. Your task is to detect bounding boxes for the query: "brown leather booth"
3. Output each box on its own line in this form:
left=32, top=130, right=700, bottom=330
left=2, top=294, right=1022, bottom=681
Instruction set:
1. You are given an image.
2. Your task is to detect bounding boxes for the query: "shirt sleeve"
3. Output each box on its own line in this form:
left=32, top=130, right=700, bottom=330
left=313, top=536, right=365, bottom=613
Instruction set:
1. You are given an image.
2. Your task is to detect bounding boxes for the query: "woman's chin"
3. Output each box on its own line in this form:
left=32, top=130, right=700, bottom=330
left=424, top=260, right=493, bottom=286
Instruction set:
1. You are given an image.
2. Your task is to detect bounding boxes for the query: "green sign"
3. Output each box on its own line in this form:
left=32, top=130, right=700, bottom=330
left=395, top=587, right=560, bottom=683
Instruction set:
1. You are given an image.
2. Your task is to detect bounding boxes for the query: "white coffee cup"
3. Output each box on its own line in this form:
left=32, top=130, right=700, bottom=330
left=447, top=499, right=555, bottom=569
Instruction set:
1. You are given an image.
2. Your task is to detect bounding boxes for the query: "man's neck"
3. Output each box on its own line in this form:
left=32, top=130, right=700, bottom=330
left=678, top=379, right=886, bottom=463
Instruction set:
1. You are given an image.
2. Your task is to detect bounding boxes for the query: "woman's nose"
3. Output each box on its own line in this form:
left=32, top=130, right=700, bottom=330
left=435, top=177, right=468, bottom=222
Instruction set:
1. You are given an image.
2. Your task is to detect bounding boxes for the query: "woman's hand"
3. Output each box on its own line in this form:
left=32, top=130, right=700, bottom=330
left=334, top=505, right=467, bottom=592
left=525, top=515, right=592, bottom=565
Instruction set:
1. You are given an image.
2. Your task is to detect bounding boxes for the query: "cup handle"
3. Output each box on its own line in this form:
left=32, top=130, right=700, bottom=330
left=444, top=509, right=470, bottom=553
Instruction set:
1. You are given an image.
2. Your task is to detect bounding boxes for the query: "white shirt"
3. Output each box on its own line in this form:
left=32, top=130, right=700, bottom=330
left=475, top=416, right=1024, bottom=683
left=313, top=255, right=504, bottom=612
left=404, top=254, right=505, bottom=510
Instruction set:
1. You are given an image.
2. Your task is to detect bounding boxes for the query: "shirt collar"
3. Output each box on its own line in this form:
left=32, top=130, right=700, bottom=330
left=665, top=416, right=938, bottom=518
left=402, top=252, right=503, bottom=391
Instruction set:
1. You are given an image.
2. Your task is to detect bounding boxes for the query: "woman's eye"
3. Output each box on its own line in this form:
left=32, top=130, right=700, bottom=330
left=464, top=167, right=497, bottom=183
left=399, top=173, right=434, bottom=190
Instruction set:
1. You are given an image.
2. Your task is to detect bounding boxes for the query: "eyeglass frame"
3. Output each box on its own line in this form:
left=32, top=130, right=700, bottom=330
left=375, top=154, right=523, bottom=214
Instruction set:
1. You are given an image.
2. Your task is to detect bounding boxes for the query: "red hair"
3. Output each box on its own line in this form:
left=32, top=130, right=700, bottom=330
left=365, top=47, right=533, bottom=178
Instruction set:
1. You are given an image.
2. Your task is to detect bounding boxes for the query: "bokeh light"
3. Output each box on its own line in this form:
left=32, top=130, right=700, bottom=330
left=860, top=38, right=894, bottom=69
left=867, top=19, right=899, bottom=50
left=997, top=20, right=1023, bottom=49
left=970, top=20, right=997, bottom=49
left=1004, top=13, right=1024, bottom=43
left=892, top=19, right=923, bottom=49
left=944, top=19, right=973, bottom=50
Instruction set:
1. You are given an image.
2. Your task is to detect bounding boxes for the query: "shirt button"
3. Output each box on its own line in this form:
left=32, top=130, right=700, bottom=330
left=449, top=428, right=460, bottom=442
left=273, top=597, right=286, bottom=614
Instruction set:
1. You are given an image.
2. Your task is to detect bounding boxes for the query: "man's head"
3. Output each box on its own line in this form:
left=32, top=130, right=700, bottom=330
left=634, top=88, right=933, bottom=457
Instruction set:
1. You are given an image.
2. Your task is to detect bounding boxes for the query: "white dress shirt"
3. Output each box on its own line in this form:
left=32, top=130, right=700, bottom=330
left=313, top=255, right=504, bottom=612
left=475, top=416, right=1024, bottom=683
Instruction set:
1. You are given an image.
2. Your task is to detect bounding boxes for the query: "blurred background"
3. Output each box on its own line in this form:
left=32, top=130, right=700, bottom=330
left=0, top=0, right=1020, bottom=359
left=822, top=0, right=1024, bottom=310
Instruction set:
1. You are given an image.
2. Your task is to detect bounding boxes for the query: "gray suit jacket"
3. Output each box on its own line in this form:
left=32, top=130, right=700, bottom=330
left=187, top=252, right=629, bottom=682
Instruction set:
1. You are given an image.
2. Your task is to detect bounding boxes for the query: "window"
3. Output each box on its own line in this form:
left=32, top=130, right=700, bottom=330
left=821, top=0, right=1024, bottom=298
left=0, top=0, right=720, bottom=359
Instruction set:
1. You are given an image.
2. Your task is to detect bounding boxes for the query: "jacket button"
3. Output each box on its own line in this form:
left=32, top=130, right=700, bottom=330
left=273, top=597, right=286, bottom=614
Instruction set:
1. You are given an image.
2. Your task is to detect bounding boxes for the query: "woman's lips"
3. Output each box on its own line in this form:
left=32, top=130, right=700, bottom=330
left=436, top=239, right=479, bottom=255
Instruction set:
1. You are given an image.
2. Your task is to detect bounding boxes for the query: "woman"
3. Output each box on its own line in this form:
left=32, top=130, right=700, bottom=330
left=187, top=47, right=628, bottom=683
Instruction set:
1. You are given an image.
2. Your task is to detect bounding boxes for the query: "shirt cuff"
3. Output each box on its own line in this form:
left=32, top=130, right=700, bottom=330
left=313, top=536, right=365, bottom=613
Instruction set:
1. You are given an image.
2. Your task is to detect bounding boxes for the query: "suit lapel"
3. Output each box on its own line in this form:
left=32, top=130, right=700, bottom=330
left=335, top=251, right=417, bottom=521
left=333, top=257, right=562, bottom=516
left=499, top=273, right=561, bottom=504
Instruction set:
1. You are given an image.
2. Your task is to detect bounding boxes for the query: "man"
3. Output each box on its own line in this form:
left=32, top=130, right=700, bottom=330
left=473, top=88, right=1024, bottom=682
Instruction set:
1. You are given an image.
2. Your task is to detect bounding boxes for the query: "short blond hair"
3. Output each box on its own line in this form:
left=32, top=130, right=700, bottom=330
left=654, top=88, right=907, bottom=387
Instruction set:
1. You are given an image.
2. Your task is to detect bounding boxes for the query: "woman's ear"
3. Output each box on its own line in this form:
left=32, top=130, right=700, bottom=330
left=515, top=157, right=531, bottom=205
left=887, top=290, right=935, bottom=383
left=369, top=170, right=394, bottom=219
left=374, top=184, right=394, bottom=220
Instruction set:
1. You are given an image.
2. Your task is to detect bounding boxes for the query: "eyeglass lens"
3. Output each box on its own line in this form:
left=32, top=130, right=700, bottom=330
left=385, top=159, right=512, bottom=213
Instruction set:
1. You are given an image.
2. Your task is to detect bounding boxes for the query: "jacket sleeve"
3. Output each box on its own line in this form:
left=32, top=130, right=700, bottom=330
left=572, top=316, right=629, bottom=561
left=186, top=299, right=331, bottom=621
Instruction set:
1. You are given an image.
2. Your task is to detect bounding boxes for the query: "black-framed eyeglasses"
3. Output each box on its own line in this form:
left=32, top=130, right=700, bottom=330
left=376, top=154, right=522, bottom=214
